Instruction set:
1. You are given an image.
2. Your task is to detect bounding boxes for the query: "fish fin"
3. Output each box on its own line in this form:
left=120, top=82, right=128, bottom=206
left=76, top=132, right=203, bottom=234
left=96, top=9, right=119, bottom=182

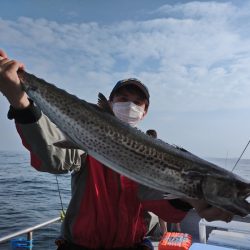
left=97, top=93, right=115, bottom=116
left=53, top=140, right=81, bottom=149
left=173, top=144, right=189, bottom=153
left=146, top=129, right=157, bottom=138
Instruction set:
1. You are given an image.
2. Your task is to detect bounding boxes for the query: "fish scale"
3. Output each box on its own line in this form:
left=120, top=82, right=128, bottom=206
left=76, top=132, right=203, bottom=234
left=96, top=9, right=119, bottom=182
left=17, top=69, right=250, bottom=216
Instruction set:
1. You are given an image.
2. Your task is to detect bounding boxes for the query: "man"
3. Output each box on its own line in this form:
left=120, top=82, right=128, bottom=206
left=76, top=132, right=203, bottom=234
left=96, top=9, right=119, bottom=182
left=0, top=49, right=233, bottom=250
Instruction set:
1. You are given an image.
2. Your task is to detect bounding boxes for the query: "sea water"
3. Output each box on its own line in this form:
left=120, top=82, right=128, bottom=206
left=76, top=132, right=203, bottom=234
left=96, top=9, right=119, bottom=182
left=0, top=151, right=71, bottom=250
left=0, top=151, right=249, bottom=250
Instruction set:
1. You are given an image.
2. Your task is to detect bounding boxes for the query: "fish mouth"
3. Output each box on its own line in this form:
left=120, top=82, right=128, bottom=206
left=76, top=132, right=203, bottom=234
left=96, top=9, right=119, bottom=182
left=238, top=185, right=250, bottom=216
left=245, top=196, right=250, bottom=203
left=205, top=194, right=250, bottom=217
left=225, top=199, right=250, bottom=217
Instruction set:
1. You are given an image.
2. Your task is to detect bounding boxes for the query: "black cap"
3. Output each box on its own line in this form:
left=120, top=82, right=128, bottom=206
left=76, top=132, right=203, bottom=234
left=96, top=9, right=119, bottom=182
left=109, top=78, right=150, bottom=103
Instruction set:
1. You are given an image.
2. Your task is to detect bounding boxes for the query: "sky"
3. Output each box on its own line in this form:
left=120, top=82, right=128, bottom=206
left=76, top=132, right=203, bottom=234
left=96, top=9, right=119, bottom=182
left=0, top=0, right=250, bottom=160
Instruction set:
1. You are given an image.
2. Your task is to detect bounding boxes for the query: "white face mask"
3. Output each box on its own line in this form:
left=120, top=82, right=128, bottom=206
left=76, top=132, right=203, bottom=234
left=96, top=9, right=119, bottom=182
left=112, top=102, right=145, bottom=127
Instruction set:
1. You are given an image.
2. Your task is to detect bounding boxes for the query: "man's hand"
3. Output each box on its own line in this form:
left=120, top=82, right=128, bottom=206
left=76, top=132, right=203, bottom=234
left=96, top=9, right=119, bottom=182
left=0, top=49, right=29, bottom=109
left=185, top=198, right=234, bottom=222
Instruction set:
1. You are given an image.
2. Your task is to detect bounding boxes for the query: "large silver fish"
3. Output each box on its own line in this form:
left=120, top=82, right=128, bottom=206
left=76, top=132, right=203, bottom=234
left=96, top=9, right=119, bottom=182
left=17, top=70, right=250, bottom=216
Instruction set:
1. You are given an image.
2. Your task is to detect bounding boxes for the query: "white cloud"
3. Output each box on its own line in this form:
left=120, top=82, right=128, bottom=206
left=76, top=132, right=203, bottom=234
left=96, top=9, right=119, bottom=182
left=156, top=1, right=236, bottom=20
left=1, top=2, right=250, bottom=111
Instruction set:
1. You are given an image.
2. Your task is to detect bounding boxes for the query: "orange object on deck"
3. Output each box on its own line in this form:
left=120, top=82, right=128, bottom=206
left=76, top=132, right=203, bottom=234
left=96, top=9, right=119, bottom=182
left=158, top=232, right=192, bottom=250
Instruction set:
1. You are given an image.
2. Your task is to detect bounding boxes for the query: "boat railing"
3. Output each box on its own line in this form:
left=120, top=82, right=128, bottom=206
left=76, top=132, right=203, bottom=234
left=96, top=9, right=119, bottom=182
left=0, top=216, right=61, bottom=245
left=199, top=215, right=250, bottom=244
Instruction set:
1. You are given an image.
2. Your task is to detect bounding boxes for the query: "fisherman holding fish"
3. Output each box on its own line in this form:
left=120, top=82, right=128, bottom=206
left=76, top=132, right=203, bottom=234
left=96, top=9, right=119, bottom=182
left=0, top=49, right=235, bottom=250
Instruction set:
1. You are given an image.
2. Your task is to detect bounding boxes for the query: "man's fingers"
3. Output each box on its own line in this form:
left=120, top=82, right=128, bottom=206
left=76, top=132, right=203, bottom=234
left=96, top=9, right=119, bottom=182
left=6, top=60, right=24, bottom=71
left=186, top=198, right=210, bottom=213
left=189, top=198, right=235, bottom=223
left=0, top=49, right=8, bottom=59
left=0, top=52, right=25, bottom=71
left=199, top=207, right=222, bottom=221
left=199, top=206, right=234, bottom=222
left=0, top=58, right=10, bottom=66
left=0, top=59, right=24, bottom=73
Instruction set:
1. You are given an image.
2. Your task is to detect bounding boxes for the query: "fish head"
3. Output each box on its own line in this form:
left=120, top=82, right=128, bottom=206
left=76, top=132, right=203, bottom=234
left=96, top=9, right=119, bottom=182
left=202, top=175, right=250, bottom=216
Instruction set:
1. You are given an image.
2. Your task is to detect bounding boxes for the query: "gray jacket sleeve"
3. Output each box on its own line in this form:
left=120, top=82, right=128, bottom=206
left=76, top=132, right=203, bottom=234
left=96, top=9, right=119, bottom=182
left=17, top=114, right=84, bottom=174
left=7, top=101, right=84, bottom=174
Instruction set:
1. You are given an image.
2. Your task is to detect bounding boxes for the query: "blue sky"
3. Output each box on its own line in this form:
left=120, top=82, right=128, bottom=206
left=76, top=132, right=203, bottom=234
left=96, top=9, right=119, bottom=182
left=1, top=0, right=250, bottom=160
